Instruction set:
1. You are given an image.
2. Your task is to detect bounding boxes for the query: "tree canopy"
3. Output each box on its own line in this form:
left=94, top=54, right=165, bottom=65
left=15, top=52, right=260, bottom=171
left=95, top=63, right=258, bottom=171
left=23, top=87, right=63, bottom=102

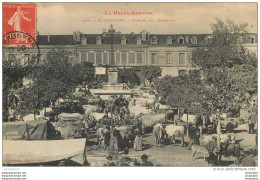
left=141, top=66, right=162, bottom=85
left=192, top=18, right=256, bottom=114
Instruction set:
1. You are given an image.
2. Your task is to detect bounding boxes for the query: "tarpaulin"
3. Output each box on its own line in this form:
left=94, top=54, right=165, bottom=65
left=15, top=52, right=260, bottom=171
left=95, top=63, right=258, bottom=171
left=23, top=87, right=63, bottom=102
left=3, top=120, right=51, bottom=140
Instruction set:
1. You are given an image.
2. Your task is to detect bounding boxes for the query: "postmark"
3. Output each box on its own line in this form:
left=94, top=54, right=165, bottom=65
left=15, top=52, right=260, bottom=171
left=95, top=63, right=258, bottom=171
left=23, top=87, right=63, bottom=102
left=3, top=31, right=40, bottom=75
left=3, top=3, right=36, bottom=46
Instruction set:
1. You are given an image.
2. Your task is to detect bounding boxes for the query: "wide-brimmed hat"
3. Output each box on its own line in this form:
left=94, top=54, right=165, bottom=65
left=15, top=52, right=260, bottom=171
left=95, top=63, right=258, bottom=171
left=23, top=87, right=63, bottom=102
left=141, top=154, right=149, bottom=160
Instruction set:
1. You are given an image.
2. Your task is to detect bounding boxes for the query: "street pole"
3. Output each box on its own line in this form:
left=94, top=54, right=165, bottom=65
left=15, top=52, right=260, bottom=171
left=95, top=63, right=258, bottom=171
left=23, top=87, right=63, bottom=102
left=108, top=24, right=115, bottom=69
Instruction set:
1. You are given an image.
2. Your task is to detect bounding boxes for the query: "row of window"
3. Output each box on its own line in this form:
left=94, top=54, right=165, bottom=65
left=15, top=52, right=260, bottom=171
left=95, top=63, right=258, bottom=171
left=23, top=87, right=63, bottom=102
left=7, top=53, right=44, bottom=65
left=80, top=51, right=186, bottom=65
left=81, top=51, right=144, bottom=65
left=151, top=52, right=186, bottom=65
left=7, top=51, right=187, bottom=66
left=81, top=36, right=213, bottom=46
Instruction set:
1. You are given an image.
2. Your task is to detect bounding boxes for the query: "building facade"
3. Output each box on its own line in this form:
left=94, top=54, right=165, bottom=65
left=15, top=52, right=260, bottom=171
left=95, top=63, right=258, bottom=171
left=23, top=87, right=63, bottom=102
left=4, top=27, right=258, bottom=85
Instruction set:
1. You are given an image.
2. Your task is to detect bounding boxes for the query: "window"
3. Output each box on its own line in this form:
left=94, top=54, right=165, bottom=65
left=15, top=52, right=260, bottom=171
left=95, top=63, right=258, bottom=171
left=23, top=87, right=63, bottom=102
left=191, top=37, right=197, bottom=44
left=81, top=53, right=87, bottom=63
left=178, top=70, right=186, bottom=76
left=205, top=36, right=212, bottom=44
left=88, top=52, right=95, bottom=63
left=150, top=36, right=157, bottom=44
left=167, top=37, right=172, bottom=44
left=137, top=36, right=142, bottom=45
left=121, top=52, right=127, bottom=65
left=96, top=52, right=102, bottom=65
left=116, top=52, right=120, bottom=64
left=151, top=53, right=157, bottom=64
left=129, top=51, right=135, bottom=64
left=96, top=36, right=102, bottom=45
left=136, top=36, right=142, bottom=45
left=251, top=37, right=255, bottom=44
left=179, top=53, right=185, bottom=64
left=103, top=52, right=108, bottom=64
left=178, top=37, right=184, bottom=44
left=137, top=52, right=143, bottom=64
left=121, top=36, right=126, bottom=45
left=166, top=53, right=173, bottom=64
left=81, top=37, right=87, bottom=45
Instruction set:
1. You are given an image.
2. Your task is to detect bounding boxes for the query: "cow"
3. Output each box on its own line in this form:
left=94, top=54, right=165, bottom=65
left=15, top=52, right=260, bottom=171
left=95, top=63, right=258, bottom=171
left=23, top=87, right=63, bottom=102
left=220, top=143, right=241, bottom=165
left=165, top=124, right=185, bottom=146
left=153, top=123, right=164, bottom=147
left=191, top=144, right=209, bottom=161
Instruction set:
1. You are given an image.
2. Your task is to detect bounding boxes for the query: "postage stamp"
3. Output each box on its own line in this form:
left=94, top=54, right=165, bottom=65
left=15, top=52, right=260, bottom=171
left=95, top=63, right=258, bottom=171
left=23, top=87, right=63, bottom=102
left=3, top=3, right=36, bottom=46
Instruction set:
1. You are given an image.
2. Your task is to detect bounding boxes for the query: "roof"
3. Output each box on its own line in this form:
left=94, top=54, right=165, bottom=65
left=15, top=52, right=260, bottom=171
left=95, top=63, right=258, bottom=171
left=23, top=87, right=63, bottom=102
left=36, top=33, right=257, bottom=46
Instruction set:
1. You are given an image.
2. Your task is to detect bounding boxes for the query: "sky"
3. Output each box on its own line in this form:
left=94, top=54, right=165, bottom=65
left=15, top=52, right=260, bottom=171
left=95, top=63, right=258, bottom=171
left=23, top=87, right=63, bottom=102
left=36, top=3, right=257, bottom=35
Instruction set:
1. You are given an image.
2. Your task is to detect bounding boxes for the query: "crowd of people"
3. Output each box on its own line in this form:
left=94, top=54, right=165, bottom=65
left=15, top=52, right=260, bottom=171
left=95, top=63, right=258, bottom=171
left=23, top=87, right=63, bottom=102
left=105, top=154, right=154, bottom=166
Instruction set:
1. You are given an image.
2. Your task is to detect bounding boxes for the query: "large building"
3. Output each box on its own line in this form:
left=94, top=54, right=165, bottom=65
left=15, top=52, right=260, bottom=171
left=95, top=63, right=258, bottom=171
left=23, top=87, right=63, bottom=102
left=5, top=26, right=258, bottom=85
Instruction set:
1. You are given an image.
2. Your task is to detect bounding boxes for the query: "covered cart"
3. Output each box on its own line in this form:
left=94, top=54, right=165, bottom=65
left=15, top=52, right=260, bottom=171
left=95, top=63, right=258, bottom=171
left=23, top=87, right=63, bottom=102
left=3, top=121, right=87, bottom=166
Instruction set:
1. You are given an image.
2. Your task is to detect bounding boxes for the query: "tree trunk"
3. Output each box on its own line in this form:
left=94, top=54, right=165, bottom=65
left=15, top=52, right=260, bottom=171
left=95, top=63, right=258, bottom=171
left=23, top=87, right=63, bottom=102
left=33, top=111, right=36, bottom=121
left=217, top=119, right=221, bottom=150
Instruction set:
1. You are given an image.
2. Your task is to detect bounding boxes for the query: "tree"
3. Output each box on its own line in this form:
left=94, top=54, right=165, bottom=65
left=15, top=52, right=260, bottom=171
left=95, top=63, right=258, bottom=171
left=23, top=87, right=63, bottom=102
left=192, top=18, right=254, bottom=114
left=21, top=48, right=81, bottom=118
left=2, top=49, right=31, bottom=121
left=141, top=66, right=162, bottom=85
left=118, top=67, right=140, bottom=86
left=76, top=62, right=96, bottom=90
left=155, top=71, right=204, bottom=119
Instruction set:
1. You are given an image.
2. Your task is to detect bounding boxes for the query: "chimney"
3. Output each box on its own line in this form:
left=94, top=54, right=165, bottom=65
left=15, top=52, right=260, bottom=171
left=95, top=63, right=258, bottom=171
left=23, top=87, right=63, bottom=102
left=141, top=30, right=146, bottom=41
left=73, top=31, right=77, bottom=41
left=76, top=30, right=81, bottom=42
left=48, top=33, right=50, bottom=43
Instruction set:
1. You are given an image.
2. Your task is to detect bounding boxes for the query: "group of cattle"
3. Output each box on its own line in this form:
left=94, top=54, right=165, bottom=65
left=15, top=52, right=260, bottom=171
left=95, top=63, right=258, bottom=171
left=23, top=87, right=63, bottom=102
left=96, top=126, right=135, bottom=152
left=153, top=122, right=242, bottom=165
left=153, top=123, right=186, bottom=147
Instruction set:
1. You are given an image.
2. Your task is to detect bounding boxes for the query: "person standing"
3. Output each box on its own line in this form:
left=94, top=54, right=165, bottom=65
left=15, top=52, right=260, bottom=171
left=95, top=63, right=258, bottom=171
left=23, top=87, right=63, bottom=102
left=187, top=124, right=197, bottom=150
left=248, top=110, right=257, bottom=134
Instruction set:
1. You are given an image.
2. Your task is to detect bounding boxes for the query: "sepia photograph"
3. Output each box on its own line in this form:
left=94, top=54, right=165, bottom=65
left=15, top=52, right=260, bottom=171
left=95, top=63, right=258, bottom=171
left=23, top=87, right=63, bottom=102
left=1, top=2, right=258, bottom=173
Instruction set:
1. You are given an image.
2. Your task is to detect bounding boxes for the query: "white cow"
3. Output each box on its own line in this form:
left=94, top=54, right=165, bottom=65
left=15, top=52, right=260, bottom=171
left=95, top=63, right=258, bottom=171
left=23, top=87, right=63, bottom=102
left=165, top=124, right=185, bottom=146
left=200, top=133, right=232, bottom=146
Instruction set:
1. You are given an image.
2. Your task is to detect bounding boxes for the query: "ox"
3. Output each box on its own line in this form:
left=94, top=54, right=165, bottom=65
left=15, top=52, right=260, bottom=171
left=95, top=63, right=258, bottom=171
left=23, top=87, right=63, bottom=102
left=153, top=123, right=164, bottom=147
left=165, top=125, right=185, bottom=146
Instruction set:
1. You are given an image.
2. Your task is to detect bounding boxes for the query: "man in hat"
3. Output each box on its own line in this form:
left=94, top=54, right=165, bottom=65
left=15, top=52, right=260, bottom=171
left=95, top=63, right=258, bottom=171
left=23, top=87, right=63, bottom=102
left=105, top=155, right=116, bottom=166
left=140, top=154, right=154, bottom=166
left=248, top=110, right=257, bottom=134
left=208, top=147, right=219, bottom=166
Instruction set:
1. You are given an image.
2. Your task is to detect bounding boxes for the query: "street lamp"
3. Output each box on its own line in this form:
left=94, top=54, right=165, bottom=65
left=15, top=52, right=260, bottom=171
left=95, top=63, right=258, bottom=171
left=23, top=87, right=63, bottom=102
left=108, top=24, right=115, bottom=69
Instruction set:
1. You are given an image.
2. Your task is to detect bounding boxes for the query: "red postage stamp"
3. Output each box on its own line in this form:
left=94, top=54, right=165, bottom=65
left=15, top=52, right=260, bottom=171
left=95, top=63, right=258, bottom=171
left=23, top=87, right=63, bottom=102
left=3, top=3, right=36, bottom=46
